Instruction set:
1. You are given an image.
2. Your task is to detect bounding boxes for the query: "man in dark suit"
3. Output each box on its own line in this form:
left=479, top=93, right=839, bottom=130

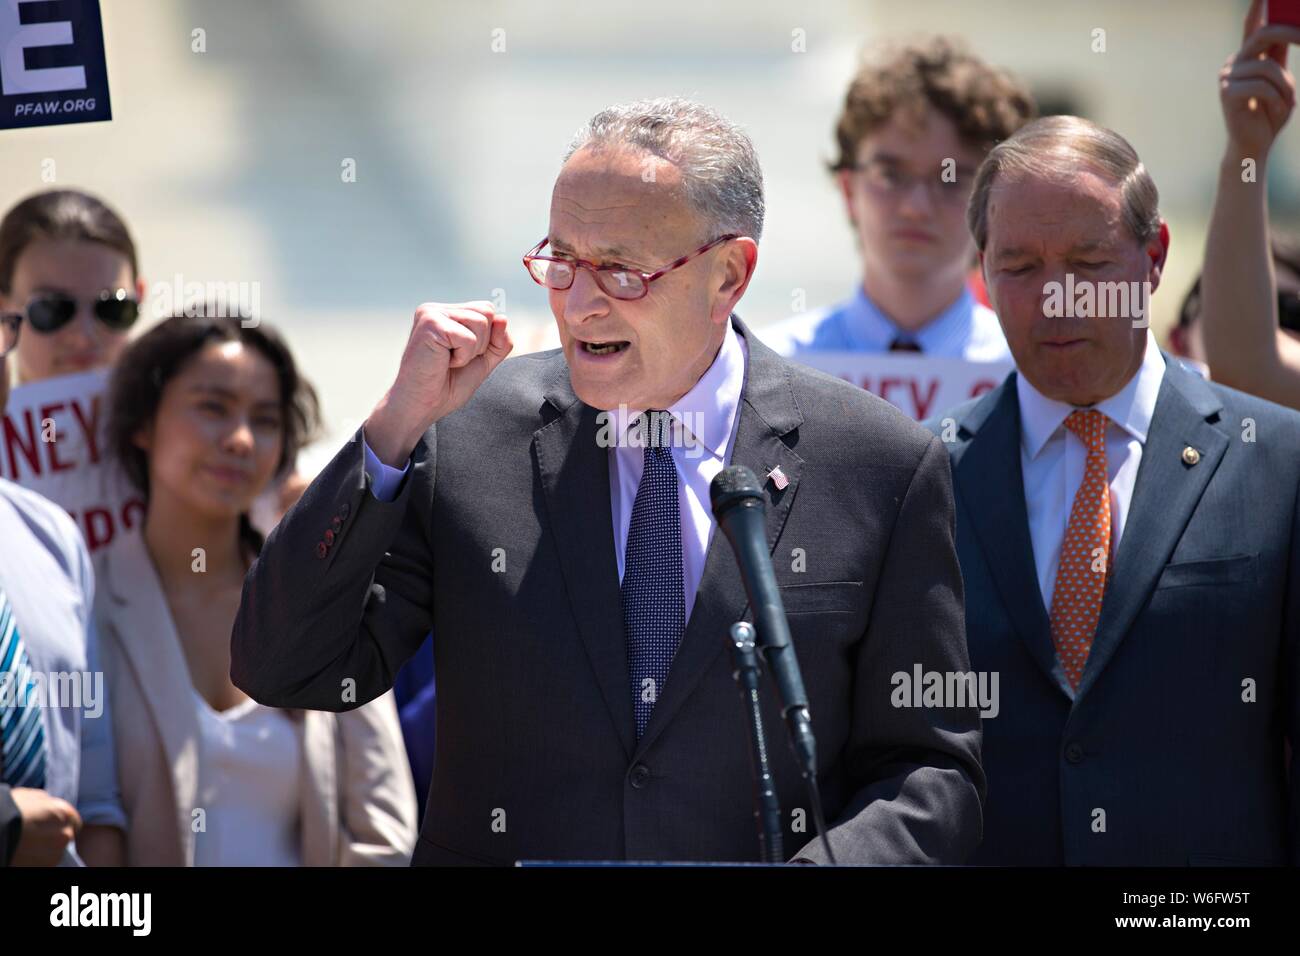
left=231, top=97, right=983, bottom=865
left=927, top=115, right=1300, bottom=865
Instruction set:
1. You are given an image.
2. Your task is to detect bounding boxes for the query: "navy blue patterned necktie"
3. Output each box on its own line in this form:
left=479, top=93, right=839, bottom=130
left=0, top=585, right=47, bottom=789
left=622, top=410, right=685, bottom=739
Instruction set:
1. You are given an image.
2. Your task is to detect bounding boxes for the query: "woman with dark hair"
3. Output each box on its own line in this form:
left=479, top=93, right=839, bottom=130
left=93, top=310, right=417, bottom=865
left=0, top=189, right=143, bottom=384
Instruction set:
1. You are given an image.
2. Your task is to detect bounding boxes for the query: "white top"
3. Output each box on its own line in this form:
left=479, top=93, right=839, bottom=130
left=1016, top=329, right=1167, bottom=610
left=191, top=686, right=302, bottom=866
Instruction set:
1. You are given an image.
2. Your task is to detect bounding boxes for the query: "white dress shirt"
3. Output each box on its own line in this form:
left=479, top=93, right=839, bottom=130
left=760, top=283, right=1010, bottom=360
left=1017, top=330, right=1167, bottom=610
left=362, top=322, right=748, bottom=620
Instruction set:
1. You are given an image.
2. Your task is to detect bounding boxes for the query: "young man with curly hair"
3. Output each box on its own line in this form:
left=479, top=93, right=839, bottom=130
left=764, top=36, right=1035, bottom=359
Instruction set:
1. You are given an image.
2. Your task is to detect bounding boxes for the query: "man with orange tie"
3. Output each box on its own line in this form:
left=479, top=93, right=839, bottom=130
left=927, top=115, right=1300, bottom=866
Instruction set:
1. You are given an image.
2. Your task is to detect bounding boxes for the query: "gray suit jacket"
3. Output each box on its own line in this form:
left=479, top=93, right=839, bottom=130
left=926, top=356, right=1300, bottom=865
left=231, top=316, right=983, bottom=865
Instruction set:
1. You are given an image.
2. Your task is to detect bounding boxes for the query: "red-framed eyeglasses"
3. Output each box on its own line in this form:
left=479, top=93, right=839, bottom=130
left=522, top=234, right=739, bottom=301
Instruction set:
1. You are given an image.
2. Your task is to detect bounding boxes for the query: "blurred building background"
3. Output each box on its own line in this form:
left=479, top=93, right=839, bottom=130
left=3, top=0, right=1296, bottom=475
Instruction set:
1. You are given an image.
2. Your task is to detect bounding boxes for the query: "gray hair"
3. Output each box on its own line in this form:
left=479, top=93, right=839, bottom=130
left=563, top=96, right=765, bottom=242
left=967, top=115, right=1160, bottom=252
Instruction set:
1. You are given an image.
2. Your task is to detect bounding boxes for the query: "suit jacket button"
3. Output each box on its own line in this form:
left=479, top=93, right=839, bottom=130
left=331, top=515, right=343, bottom=530
left=316, top=541, right=329, bottom=559
left=1065, top=743, right=1084, bottom=764
left=324, top=529, right=335, bottom=544
left=629, top=764, right=651, bottom=789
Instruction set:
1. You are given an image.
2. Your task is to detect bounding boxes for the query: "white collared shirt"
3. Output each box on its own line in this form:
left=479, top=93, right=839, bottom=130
left=1016, top=330, right=1166, bottom=610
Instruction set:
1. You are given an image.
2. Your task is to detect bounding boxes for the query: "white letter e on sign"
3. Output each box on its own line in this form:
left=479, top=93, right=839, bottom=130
left=0, top=0, right=88, bottom=95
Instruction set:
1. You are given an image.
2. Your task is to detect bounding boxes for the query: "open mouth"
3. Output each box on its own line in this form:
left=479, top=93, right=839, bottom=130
left=581, top=340, right=629, bottom=356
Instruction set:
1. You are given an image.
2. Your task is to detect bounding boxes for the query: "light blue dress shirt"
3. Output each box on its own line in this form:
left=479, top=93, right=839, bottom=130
left=0, top=478, right=127, bottom=861
left=759, top=284, right=1011, bottom=360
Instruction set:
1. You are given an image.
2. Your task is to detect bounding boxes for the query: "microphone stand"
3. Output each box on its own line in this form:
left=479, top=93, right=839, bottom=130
left=726, top=622, right=784, bottom=863
left=711, top=466, right=837, bottom=865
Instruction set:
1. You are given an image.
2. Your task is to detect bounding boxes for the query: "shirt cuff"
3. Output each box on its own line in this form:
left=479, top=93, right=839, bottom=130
left=76, top=800, right=128, bottom=832
left=362, top=434, right=412, bottom=502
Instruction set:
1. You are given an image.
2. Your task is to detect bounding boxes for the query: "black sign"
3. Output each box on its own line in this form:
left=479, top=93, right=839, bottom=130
left=0, top=0, right=111, bottom=130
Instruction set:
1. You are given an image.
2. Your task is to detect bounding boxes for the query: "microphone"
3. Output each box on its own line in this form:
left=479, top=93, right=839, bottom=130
left=710, top=465, right=817, bottom=781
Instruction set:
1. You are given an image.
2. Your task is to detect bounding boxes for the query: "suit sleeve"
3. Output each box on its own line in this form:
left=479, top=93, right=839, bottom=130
left=792, top=434, right=985, bottom=864
left=65, top=517, right=125, bottom=831
left=230, top=426, right=437, bottom=711
left=75, top=616, right=127, bottom=830
left=334, top=690, right=419, bottom=866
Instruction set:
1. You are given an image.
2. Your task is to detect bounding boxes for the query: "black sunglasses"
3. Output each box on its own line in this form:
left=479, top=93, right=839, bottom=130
left=24, top=290, right=140, bottom=334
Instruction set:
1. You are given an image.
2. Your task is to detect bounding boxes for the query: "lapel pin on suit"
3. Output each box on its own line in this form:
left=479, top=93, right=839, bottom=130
left=765, top=465, right=789, bottom=491
left=1181, top=446, right=1201, bottom=466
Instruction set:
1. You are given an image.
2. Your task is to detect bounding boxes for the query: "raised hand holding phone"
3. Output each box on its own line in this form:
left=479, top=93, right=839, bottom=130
left=1269, top=0, right=1300, bottom=29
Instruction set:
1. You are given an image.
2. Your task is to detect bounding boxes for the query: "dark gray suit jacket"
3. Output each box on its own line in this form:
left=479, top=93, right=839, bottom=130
left=926, top=355, right=1300, bottom=865
left=231, top=316, right=983, bottom=865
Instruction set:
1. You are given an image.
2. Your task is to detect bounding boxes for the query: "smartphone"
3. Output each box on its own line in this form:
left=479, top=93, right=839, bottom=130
left=1269, top=0, right=1300, bottom=27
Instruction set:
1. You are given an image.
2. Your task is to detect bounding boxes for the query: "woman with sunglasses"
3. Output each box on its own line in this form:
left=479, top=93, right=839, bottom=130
left=0, top=190, right=312, bottom=538
left=94, top=310, right=417, bottom=865
left=0, top=189, right=142, bottom=384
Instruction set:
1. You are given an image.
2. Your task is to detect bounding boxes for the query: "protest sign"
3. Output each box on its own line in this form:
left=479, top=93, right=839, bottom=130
left=3, top=367, right=142, bottom=552
left=792, top=352, right=1013, bottom=421
left=0, top=0, right=111, bottom=130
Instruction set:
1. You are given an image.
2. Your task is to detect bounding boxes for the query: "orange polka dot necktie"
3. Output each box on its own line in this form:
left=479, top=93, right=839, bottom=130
left=1048, top=409, right=1112, bottom=690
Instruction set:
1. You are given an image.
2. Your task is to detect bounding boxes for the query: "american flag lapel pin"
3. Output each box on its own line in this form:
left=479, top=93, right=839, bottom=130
left=765, top=465, right=789, bottom=491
